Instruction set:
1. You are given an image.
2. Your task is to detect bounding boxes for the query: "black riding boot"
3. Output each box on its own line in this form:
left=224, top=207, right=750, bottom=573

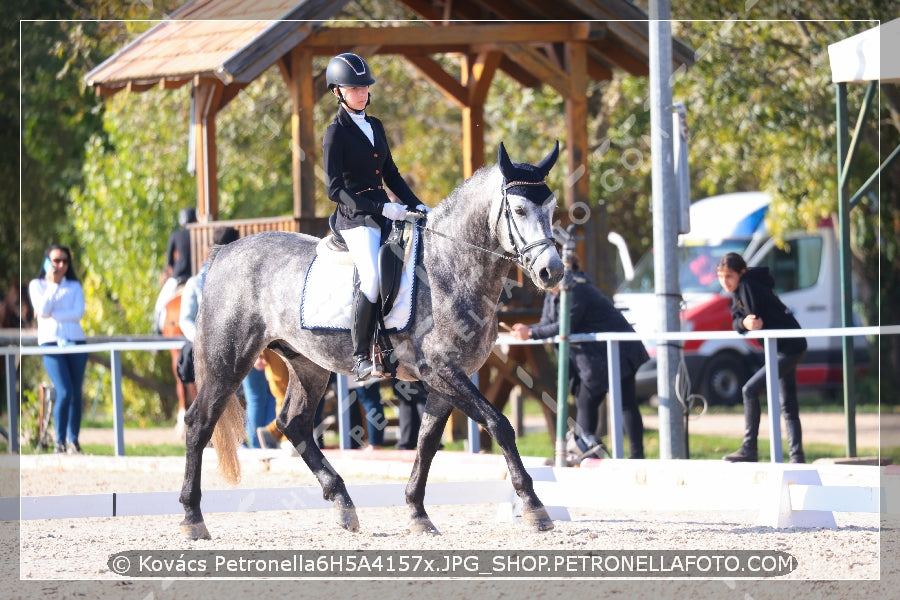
left=723, top=396, right=760, bottom=462
left=785, top=418, right=805, bottom=463
left=351, top=291, right=379, bottom=382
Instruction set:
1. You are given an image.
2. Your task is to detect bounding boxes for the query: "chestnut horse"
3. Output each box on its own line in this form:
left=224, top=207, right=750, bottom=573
left=161, top=290, right=195, bottom=436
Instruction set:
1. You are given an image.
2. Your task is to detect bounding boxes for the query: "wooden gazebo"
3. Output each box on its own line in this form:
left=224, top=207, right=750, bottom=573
left=85, top=0, right=694, bottom=444
left=86, top=0, right=693, bottom=284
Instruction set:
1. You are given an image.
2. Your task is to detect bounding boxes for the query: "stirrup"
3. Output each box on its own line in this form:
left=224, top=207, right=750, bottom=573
left=352, top=355, right=374, bottom=382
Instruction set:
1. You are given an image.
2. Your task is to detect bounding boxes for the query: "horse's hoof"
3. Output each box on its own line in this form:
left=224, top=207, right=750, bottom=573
left=523, top=508, right=554, bottom=532
left=180, top=521, right=211, bottom=540
left=335, top=506, right=360, bottom=532
left=408, top=517, right=440, bottom=535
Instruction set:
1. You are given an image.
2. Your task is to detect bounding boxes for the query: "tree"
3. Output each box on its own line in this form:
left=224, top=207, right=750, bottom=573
left=13, top=1, right=894, bottom=423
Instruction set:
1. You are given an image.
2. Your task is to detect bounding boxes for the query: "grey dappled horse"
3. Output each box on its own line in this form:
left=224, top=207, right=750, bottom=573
left=179, top=142, right=565, bottom=540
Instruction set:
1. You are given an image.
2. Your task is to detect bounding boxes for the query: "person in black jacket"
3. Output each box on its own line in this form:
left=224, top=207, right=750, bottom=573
left=510, top=258, right=650, bottom=459
left=717, top=252, right=808, bottom=463
left=153, top=207, right=196, bottom=334
left=322, top=52, right=427, bottom=382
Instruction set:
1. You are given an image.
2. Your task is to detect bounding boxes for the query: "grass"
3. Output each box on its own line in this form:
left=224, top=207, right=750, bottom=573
left=431, top=428, right=898, bottom=463
left=15, top=442, right=187, bottom=457
left=6, top=399, right=896, bottom=462
left=5, top=432, right=897, bottom=463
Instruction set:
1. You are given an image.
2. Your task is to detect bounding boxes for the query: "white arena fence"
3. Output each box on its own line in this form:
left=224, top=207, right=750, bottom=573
left=1, top=325, right=895, bottom=458
left=2, top=459, right=897, bottom=529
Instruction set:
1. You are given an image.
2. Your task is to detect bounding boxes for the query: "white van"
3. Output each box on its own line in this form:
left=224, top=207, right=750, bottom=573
left=613, top=192, right=868, bottom=405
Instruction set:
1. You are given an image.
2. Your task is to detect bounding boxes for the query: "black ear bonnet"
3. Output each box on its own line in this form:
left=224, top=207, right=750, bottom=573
left=497, top=141, right=559, bottom=203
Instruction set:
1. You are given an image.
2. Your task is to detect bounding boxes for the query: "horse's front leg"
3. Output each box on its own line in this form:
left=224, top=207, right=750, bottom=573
left=421, top=369, right=554, bottom=532
left=404, top=398, right=454, bottom=534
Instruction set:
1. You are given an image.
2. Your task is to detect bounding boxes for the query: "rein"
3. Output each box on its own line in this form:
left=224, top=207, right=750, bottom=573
left=413, top=220, right=518, bottom=264
left=414, top=178, right=555, bottom=269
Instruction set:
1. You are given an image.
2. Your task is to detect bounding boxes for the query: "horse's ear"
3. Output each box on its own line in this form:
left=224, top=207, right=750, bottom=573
left=497, top=142, right=515, bottom=179
left=535, top=141, right=560, bottom=178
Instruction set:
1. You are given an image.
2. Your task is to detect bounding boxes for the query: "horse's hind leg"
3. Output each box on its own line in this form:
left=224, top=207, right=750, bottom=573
left=404, top=397, right=453, bottom=534
left=277, top=358, right=359, bottom=532
left=178, top=378, right=241, bottom=540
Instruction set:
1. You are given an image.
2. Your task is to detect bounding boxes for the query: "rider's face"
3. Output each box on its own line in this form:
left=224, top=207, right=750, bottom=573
left=337, top=85, right=369, bottom=111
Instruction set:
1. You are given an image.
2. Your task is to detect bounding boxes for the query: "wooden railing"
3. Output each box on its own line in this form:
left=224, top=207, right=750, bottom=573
left=187, top=216, right=330, bottom=275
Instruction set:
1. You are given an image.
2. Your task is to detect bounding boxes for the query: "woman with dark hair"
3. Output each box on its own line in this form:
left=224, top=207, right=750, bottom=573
left=28, top=245, right=88, bottom=454
left=716, top=251, right=808, bottom=463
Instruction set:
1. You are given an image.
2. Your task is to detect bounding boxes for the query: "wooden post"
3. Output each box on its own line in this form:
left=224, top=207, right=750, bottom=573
left=564, top=41, right=588, bottom=211
left=289, top=47, right=318, bottom=231
left=461, top=54, right=482, bottom=179
left=462, top=103, right=484, bottom=180
left=566, top=40, right=614, bottom=293
left=461, top=52, right=500, bottom=178
left=191, top=80, right=223, bottom=223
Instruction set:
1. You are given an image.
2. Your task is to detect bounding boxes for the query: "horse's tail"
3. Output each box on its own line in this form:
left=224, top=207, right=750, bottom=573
left=211, top=394, right=245, bottom=485
left=194, top=317, right=244, bottom=486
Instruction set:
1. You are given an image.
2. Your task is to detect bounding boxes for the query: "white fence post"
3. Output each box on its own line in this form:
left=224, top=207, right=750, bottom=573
left=4, top=354, right=18, bottom=453
left=606, top=340, right=624, bottom=458
left=110, top=349, right=125, bottom=456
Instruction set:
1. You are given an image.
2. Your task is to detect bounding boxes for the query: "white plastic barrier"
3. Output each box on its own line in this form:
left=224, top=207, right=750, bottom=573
left=6, top=461, right=894, bottom=530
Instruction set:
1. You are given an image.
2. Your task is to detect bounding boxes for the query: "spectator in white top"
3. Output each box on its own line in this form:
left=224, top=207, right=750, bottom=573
left=28, top=245, right=88, bottom=454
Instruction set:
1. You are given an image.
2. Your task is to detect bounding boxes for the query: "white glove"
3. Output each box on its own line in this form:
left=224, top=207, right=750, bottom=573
left=381, top=202, right=407, bottom=221
left=415, top=204, right=431, bottom=214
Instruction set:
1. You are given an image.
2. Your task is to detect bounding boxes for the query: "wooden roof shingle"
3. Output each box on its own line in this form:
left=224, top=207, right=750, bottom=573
left=85, top=0, right=341, bottom=94
left=85, top=0, right=694, bottom=96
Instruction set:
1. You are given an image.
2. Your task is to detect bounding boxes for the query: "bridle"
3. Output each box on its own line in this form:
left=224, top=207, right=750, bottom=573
left=414, top=178, right=557, bottom=270
left=495, top=178, right=557, bottom=270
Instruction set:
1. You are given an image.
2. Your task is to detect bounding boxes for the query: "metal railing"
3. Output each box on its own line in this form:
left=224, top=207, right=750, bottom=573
left=2, top=338, right=185, bottom=455
left=2, top=325, right=893, bottom=459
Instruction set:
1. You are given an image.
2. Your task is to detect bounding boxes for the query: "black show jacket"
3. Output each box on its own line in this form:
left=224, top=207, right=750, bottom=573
left=322, top=106, right=421, bottom=230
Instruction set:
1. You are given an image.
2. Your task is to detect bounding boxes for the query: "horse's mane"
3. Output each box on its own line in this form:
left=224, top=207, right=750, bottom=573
left=428, top=164, right=499, bottom=227
left=207, top=244, right=225, bottom=267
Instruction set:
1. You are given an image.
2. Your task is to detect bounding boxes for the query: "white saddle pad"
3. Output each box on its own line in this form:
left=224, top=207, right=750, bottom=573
left=300, top=226, right=420, bottom=333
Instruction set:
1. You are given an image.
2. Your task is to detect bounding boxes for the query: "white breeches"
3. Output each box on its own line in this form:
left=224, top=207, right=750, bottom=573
left=342, top=225, right=381, bottom=303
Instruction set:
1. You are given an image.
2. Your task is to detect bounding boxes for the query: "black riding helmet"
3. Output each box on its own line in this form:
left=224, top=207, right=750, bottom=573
left=326, top=53, right=375, bottom=110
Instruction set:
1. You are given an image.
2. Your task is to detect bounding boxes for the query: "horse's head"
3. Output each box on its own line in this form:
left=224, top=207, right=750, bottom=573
left=493, top=142, right=565, bottom=290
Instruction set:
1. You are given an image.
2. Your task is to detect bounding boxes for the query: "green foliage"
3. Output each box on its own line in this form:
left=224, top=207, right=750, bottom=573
left=11, top=1, right=895, bottom=422
left=14, top=19, right=107, bottom=291
left=215, top=70, right=295, bottom=218
left=75, top=88, right=195, bottom=334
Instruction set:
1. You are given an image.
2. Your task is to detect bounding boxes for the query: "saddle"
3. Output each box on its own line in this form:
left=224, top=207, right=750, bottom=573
left=319, top=211, right=416, bottom=317
left=313, top=211, right=421, bottom=376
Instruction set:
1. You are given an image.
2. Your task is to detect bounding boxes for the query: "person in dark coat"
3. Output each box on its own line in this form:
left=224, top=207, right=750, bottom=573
left=393, top=380, right=428, bottom=450
left=321, top=52, right=427, bottom=381
left=716, top=252, right=808, bottom=463
left=510, top=259, right=650, bottom=459
left=166, top=207, right=196, bottom=285
left=153, top=207, right=196, bottom=334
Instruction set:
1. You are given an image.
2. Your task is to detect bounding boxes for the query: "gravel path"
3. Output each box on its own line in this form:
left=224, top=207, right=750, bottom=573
left=5, top=449, right=898, bottom=599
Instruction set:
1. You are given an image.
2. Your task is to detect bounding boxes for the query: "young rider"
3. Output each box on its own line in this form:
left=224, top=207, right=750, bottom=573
left=322, top=52, right=427, bottom=381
